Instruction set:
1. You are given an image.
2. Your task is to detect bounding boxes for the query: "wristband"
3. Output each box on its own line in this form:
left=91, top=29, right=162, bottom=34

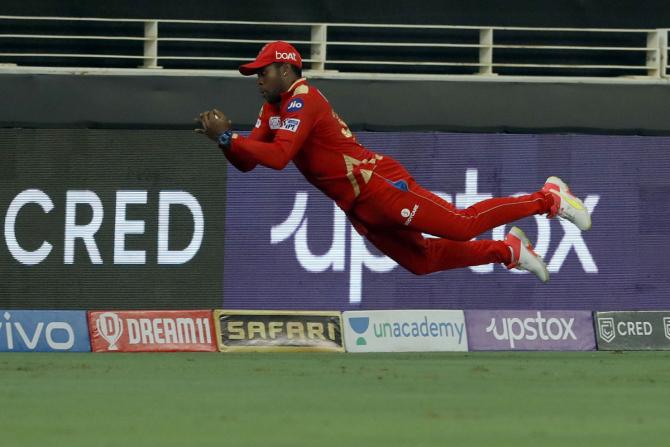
left=217, top=130, right=233, bottom=148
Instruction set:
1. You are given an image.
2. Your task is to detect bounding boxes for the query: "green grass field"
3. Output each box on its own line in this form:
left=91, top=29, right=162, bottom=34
left=1, top=352, right=669, bottom=447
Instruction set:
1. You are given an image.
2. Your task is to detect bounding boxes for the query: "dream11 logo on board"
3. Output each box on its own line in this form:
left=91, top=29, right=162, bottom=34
left=271, top=168, right=600, bottom=305
left=96, top=312, right=124, bottom=350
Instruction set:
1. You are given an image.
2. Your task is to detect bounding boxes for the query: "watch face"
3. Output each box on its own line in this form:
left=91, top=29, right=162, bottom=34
left=218, top=131, right=232, bottom=147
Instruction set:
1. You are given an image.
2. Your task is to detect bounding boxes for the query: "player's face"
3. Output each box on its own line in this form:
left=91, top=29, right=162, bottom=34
left=256, top=64, right=283, bottom=104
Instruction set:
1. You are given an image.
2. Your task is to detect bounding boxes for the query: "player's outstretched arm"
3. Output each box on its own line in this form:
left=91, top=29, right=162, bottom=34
left=228, top=94, right=315, bottom=170
left=194, top=109, right=257, bottom=172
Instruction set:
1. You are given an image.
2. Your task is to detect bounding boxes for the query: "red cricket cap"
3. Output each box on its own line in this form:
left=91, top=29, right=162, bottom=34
left=239, top=41, right=303, bottom=76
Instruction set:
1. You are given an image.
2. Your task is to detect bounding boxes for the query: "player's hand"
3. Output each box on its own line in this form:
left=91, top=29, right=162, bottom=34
left=194, top=109, right=231, bottom=142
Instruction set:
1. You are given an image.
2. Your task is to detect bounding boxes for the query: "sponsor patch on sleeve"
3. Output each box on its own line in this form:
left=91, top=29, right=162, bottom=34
left=280, top=118, right=301, bottom=132
left=286, top=98, right=304, bottom=113
left=254, top=118, right=261, bottom=128
left=269, top=116, right=281, bottom=130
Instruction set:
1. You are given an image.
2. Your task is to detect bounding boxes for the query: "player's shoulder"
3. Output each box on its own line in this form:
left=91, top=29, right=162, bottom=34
left=294, top=82, right=329, bottom=103
left=283, top=81, right=328, bottom=115
left=292, top=82, right=311, bottom=97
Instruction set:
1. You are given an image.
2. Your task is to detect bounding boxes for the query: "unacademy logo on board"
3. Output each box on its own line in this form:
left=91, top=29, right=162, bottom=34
left=344, top=310, right=468, bottom=352
left=372, top=316, right=465, bottom=344
left=347, top=317, right=370, bottom=346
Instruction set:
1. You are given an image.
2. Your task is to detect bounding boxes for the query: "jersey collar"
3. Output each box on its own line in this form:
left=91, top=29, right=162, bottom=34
left=280, top=78, right=307, bottom=101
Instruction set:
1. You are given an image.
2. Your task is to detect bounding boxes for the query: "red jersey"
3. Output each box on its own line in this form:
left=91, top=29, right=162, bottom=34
left=227, top=78, right=383, bottom=211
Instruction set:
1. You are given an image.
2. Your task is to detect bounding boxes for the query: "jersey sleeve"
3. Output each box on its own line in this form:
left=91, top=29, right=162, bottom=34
left=229, top=93, right=317, bottom=170
left=222, top=105, right=270, bottom=172
left=248, top=104, right=274, bottom=142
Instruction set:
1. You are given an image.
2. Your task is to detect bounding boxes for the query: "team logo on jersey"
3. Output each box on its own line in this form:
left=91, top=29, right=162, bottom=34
left=269, top=116, right=281, bottom=129
left=280, top=118, right=301, bottom=132
left=286, top=98, right=304, bottom=113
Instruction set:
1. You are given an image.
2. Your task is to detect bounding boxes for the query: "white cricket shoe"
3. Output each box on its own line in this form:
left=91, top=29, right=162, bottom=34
left=542, top=176, right=592, bottom=231
left=504, top=226, right=549, bottom=283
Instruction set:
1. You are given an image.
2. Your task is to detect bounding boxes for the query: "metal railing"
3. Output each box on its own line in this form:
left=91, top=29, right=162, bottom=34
left=0, top=15, right=668, bottom=81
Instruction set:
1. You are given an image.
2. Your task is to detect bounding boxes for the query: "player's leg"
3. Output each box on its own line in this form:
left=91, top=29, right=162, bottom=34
left=354, top=168, right=590, bottom=241
left=408, top=178, right=555, bottom=240
left=363, top=227, right=506, bottom=275
left=353, top=171, right=554, bottom=241
left=363, top=226, right=549, bottom=281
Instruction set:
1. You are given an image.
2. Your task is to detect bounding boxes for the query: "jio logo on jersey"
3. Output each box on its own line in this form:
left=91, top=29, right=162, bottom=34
left=286, top=98, right=304, bottom=113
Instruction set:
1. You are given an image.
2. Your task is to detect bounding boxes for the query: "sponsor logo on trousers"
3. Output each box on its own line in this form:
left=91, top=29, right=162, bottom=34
left=402, top=204, right=419, bottom=226
left=485, top=312, right=576, bottom=348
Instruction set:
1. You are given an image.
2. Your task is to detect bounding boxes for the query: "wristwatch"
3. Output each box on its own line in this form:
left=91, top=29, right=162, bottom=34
left=217, top=130, right=233, bottom=149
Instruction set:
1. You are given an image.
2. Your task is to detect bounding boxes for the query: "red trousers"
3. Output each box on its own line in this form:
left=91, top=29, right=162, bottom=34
left=348, top=157, right=554, bottom=275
